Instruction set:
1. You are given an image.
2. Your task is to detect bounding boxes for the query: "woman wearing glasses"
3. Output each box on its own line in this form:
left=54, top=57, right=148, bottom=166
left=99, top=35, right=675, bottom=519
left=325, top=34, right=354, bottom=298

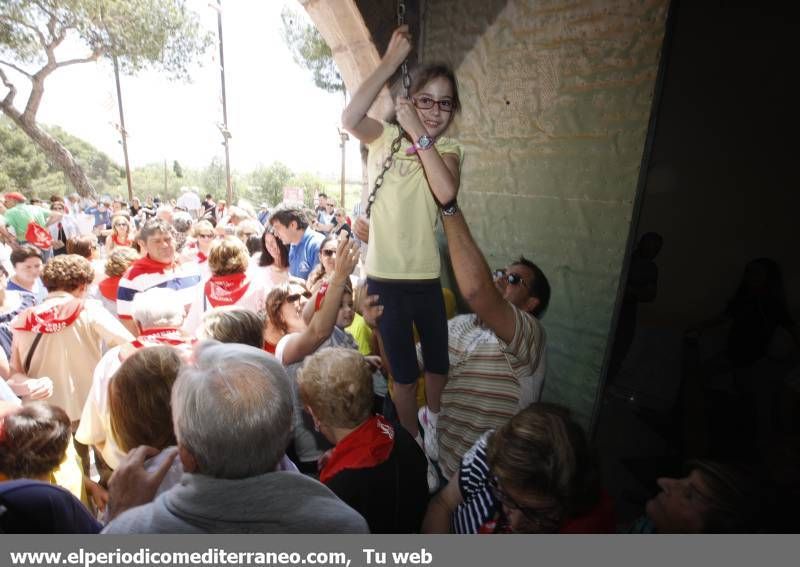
left=104, top=215, right=135, bottom=255
left=342, top=25, right=464, bottom=489
left=422, top=403, right=615, bottom=533
left=305, top=234, right=338, bottom=293
left=263, top=236, right=361, bottom=473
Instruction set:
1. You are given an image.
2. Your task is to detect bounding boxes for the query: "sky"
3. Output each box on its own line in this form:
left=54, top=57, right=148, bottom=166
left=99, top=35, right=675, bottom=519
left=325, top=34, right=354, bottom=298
left=6, top=1, right=363, bottom=181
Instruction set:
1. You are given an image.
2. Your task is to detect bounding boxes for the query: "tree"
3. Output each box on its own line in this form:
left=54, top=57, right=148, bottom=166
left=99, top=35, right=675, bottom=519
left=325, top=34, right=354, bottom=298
left=1, top=115, right=122, bottom=197
left=173, top=160, right=183, bottom=178
left=280, top=6, right=344, bottom=96
left=201, top=156, right=227, bottom=196
left=0, top=0, right=211, bottom=197
left=290, top=171, right=325, bottom=209
left=249, top=162, right=293, bottom=207
left=0, top=115, right=46, bottom=191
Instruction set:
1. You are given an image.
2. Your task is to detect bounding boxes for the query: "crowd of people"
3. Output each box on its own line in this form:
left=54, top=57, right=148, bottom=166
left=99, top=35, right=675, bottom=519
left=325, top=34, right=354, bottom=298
left=0, top=26, right=774, bottom=535
left=0, top=187, right=769, bottom=535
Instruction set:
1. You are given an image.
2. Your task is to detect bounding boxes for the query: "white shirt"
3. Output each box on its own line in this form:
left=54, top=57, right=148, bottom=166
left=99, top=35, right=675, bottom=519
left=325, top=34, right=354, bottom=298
left=176, top=191, right=201, bottom=213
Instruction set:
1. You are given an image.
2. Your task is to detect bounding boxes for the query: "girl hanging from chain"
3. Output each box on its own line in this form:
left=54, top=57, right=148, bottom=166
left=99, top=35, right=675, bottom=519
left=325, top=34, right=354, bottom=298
left=342, top=24, right=463, bottom=491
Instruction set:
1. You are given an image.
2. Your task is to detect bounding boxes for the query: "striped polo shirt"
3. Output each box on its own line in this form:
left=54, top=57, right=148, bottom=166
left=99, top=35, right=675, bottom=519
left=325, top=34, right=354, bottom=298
left=436, top=306, right=546, bottom=479
left=116, top=256, right=201, bottom=320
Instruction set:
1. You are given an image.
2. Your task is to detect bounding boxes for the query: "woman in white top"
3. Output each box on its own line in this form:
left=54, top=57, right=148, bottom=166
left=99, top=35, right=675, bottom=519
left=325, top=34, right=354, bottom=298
left=248, top=226, right=290, bottom=292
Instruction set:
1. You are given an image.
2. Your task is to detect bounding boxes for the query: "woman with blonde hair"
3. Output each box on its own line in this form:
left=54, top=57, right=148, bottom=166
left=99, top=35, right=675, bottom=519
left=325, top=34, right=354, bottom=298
left=297, top=347, right=427, bottom=532
left=182, top=237, right=267, bottom=335
left=104, top=214, right=135, bottom=254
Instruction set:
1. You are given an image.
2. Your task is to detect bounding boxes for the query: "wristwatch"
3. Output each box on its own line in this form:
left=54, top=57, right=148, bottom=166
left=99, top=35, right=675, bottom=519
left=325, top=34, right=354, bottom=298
left=440, top=199, right=459, bottom=216
left=416, top=134, right=435, bottom=151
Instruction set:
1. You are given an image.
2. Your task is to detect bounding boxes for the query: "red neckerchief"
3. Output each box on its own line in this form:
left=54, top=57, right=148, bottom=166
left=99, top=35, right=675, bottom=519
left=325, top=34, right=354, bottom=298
left=263, top=340, right=277, bottom=354
left=204, top=272, right=249, bottom=307
left=129, top=327, right=188, bottom=349
left=112, top=234, right=132, bottom=247
left=13, top=297, right=84, bottom=334
left=126, top=255, right=174, bottom=279
left=98, top=277, right=120, bottom=302
left=319, top=415, right=394, bottom=484
left=197, top=251, right=208, bottom=264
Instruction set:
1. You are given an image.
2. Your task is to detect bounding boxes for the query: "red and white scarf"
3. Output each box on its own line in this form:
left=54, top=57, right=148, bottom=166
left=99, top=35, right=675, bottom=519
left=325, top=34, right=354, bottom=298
left=129, top=327, right=189, bottom=349
left=204, top=272, right=250, bottom=308
left=319, top=415, right=395, bottom=484
left=13, top=298, right=85, bottom=334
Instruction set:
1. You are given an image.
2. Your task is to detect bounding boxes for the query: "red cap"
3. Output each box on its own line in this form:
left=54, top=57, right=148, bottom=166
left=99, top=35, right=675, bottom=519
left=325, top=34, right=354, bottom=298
left=3, top=192, right=26, bottom=203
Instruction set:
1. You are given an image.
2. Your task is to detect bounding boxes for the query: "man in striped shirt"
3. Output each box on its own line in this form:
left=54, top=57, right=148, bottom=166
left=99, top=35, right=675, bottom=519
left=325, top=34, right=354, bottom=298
left=426, top=202, right=551, bottom=480
left=116, top=219, right=202, bottom=335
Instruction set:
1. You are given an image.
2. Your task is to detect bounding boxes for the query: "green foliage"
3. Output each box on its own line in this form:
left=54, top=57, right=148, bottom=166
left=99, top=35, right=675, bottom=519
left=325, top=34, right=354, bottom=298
left=0, top=0, right=212, bottom=80
left=1, top=116, right=356, bottom=207
left=173, top=160, right=183, bottom=178
left=280, top=5, right=344, bottom=94
left=0, top=118, right=47, bottom=191
left=291, top=171, right=325, bottom=209
left=248, top=162, right=293, bottom=207
left=201, top=156, right=227, bottom=197
left=0, top=116, right=120, bottom=197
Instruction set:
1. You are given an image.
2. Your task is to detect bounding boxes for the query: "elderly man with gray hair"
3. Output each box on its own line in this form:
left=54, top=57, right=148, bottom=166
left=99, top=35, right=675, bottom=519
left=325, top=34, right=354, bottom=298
left=102, top=342, right=369, bottom=533
left=76, top=287, right=191, bottom=472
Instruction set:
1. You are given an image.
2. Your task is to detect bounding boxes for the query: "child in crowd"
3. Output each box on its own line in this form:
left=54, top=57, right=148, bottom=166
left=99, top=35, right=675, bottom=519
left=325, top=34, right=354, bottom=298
left=341, top=25, right=464, bottom=486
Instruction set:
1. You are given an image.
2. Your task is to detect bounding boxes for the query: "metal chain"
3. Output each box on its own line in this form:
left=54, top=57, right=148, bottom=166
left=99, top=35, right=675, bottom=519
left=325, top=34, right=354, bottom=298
left=365, top=0, right=411, bottom=219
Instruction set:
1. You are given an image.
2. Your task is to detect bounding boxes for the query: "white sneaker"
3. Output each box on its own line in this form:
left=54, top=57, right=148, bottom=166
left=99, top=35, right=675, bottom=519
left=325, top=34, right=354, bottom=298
left=418, top=406, right=439, bottom=462
left=426, top=458, right=440, bottom=494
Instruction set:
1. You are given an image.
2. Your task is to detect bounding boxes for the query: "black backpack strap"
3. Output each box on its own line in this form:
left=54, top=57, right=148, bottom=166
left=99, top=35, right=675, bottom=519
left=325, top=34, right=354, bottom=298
left=24, top=333, right=44, bottom=375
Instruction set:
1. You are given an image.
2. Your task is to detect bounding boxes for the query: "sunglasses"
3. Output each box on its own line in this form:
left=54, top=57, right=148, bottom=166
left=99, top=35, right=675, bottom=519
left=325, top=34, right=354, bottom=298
left=321, top=249, right=336, bottom=257
left=412, top=95, right=454, bottom=113
left=488, top=476, right=560, bottom=529
left=285, top=290, right=312, bottom=304
left=493, top=268, right=529, bottom=289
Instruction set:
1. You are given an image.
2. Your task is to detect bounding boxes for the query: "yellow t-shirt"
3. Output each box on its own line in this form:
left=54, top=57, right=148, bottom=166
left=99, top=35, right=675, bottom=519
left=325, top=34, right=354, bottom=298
left=366, top=122, right=463, bottom=280
left=345, top=313, right=374, bottom=356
